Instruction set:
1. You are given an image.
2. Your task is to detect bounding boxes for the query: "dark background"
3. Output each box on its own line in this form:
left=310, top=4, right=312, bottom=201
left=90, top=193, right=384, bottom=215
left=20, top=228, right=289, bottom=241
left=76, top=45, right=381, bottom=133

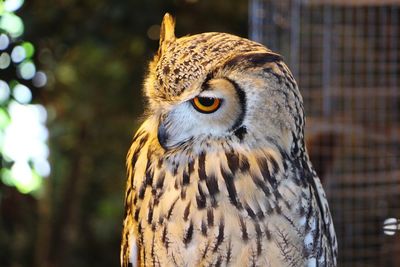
left=0, top=1, right=248, bottom=266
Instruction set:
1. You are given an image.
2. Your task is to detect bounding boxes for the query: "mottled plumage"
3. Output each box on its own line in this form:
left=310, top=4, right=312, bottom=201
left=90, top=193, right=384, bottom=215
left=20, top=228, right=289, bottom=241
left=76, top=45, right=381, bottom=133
left=121, top=14, right=337, bottom=267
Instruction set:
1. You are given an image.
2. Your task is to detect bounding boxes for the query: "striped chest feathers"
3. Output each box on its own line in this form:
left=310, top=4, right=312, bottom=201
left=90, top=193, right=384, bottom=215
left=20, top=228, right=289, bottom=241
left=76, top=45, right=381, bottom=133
left=127, top=136, right=322, bottom=267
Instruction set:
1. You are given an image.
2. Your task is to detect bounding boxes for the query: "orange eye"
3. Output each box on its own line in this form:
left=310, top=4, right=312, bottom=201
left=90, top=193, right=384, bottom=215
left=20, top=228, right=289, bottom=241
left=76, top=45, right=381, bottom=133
left=191, top=96, right=221, bottom=114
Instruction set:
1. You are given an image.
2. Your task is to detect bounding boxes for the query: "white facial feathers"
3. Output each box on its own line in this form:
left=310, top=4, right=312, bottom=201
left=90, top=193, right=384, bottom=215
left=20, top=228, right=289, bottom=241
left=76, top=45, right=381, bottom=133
left=158, top=78, right=244, bottom=150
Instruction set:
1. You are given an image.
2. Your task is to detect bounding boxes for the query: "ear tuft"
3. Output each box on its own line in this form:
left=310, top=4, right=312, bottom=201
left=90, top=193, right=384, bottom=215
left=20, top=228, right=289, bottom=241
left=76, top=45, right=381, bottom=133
left=158, top=13, right=176, bottom=56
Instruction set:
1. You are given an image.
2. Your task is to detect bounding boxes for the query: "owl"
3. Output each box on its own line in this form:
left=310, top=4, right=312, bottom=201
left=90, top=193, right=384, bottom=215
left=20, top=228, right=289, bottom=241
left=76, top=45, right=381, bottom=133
left=121, top=14, right=337, bottom=267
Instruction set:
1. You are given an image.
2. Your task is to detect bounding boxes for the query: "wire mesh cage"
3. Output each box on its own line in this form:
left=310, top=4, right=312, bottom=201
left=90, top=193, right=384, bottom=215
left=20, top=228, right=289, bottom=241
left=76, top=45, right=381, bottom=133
left=250, top=0, right=400, bottom=266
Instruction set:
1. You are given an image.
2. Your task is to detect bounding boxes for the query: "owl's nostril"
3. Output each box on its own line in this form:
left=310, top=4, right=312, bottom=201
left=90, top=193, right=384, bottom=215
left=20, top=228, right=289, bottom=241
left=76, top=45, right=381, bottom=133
left=157, top=122, right=169, bottom=150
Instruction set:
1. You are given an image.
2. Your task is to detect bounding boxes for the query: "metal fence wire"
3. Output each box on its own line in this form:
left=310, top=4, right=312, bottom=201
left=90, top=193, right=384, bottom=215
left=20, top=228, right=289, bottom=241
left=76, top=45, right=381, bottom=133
left=250, top=0, right=400, bottom=266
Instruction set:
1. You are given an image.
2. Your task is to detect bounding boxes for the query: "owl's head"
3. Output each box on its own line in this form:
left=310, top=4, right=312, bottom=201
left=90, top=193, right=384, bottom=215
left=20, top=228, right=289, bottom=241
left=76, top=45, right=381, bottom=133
left=143, top=14, right=305, bottom=155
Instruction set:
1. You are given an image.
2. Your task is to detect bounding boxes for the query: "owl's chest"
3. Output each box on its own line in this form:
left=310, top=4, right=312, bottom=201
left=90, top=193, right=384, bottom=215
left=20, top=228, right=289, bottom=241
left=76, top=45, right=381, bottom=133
left=136, top=179, right=309, bottom=267
left=131, top=147, right=321, bottom=266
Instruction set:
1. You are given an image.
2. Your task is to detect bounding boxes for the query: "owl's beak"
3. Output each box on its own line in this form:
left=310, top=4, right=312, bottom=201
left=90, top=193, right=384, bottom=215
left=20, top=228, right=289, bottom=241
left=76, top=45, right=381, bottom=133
left=157, top=122, right=169, bottom=150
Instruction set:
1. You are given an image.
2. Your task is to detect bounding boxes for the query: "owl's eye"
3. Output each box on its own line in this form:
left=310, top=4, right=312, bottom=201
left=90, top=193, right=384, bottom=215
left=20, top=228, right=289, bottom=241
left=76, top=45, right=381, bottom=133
left=191, top=96, right=221, bottom=114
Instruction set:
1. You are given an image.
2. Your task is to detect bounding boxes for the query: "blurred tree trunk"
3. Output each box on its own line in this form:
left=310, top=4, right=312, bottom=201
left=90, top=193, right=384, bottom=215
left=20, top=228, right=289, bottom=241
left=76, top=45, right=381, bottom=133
left=35, top=125, right=88, bottom=267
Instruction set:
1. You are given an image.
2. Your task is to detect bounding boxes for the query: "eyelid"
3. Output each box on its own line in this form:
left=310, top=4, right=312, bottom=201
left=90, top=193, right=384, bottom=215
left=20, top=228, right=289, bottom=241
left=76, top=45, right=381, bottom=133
left=197, top=91, right=224, bottom=99
left=198, top=91, right=216, bottom=97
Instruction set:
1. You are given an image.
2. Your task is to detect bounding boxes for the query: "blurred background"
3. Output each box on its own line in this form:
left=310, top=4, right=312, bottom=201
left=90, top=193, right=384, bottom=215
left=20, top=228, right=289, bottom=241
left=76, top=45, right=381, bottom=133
left=0, top=1, right=248, bottom=266
left=0, top=0, right=398, bottom=266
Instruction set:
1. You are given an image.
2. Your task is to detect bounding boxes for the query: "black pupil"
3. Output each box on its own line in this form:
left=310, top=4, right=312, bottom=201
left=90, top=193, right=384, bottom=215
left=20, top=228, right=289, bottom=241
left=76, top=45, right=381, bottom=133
left=198, top=97, right=215, bottom=107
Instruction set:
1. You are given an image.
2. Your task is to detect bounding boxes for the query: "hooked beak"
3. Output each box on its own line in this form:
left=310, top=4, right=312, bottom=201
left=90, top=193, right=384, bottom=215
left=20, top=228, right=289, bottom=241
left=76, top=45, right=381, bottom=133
left=157, top=115, right=191, bottom=150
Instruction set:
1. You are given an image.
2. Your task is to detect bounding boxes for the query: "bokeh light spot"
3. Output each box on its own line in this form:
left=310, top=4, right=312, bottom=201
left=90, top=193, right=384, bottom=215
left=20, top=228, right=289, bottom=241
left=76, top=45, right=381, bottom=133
left=32, top=71, right=47, bottom=87
left=0, top=80, right=10, bottom=103
left=33, top=158, right=51, bottom=177
left=1, top=169, right=14, bottom=187
left=13, top=83, right=32, bottom=104
left=35, top=104, right=48, bottom=124
left=4, top=0, right=24, bottom=12
left=147, top=24, right=160, bottom=40
left=0, top=12, right=24, bottom=38
left=11, top=161, right=42, bottom=194
left=56, top=64, right=77, bottom=85
left=2, top=102, right=49, bottom=193
left=0, top=34, right=10, bottom=50
left=0, top=108, right=10, bottom=128
left=21, top=41, right=34, bottom=58
left=11, top=45, right=25, bottom=63
left=0, top=52, right=11, bottom=69
left=18, top=60, right=36, bottom=80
